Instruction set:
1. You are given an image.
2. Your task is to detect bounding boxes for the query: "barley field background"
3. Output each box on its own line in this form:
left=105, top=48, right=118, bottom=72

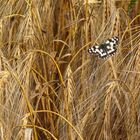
left=0, top=0, right=140, bottom=140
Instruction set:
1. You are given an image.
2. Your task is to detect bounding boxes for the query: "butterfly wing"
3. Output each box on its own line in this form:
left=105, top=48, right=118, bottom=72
left=88, top=45, right=99, bottom=55
left=105, top=36, right=119, bottom=57
left=88, top=43, right=109, bottom=59
left=88, top=36, right=119, bottom=59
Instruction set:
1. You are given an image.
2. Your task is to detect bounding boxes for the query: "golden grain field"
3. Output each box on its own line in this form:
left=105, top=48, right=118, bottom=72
left=0, top=0, right=140, bottom=140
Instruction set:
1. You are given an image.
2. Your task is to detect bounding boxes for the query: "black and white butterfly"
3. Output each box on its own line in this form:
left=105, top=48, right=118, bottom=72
left=88, top=36, right=119, bottom=59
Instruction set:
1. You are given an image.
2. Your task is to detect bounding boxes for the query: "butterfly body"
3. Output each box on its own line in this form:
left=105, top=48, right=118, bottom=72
left=88, top=36, right=119, bottom=59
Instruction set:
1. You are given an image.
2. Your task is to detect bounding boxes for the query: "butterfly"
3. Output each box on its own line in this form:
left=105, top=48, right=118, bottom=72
left=88, top=36, right=119, bottom=59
